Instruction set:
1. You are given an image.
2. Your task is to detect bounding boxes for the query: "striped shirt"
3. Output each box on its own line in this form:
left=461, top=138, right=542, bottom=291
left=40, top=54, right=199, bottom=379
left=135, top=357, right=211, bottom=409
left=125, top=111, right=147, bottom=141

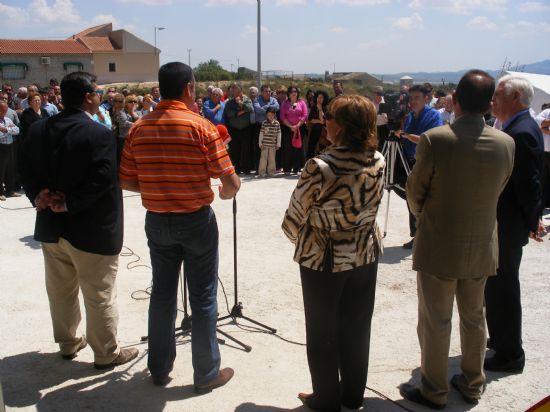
left=119, top=100, right=235, bottom=213
left=259, top=119, right=281, bottom=148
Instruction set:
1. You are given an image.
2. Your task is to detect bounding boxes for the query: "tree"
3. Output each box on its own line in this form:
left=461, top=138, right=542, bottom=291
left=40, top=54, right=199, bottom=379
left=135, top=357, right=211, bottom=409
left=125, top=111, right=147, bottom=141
left=194, top=59, right=232, bottom=81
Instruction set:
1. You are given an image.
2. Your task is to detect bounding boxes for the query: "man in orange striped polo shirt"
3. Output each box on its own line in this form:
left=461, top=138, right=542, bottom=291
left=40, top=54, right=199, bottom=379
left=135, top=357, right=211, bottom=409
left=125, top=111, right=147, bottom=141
left=119, top=62, right=241, bottom=392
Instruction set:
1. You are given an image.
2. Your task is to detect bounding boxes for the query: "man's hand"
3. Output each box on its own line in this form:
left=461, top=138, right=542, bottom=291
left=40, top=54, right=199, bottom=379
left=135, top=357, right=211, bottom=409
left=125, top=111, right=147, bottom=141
left=529, top=220, right=546, bottom=242
left=49, top=191, right=67, bottom=213
left=219, top=173, right=241, bottom=200
left=34, top=189, right=67, bottom=212
left=34, top=188, right=52, bottom=211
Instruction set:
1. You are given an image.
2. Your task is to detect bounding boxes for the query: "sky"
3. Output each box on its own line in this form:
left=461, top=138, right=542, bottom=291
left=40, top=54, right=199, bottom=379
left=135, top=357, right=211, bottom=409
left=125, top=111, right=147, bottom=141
left=1, top=0, right=549, bottom=75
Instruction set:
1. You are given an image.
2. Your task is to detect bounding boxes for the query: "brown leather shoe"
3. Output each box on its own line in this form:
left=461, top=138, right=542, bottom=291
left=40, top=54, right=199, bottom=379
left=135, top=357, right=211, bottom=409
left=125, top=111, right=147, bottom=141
left=61, top=336, right=87, bottom=360
left=94, top=347, right=139, bottom=370
left=194, top=367, right=234, bottom=394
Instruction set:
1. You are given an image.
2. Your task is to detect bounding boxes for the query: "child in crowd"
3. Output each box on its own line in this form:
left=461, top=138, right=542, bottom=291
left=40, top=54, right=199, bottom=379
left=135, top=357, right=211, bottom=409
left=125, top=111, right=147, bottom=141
left=258, top=107, right=281, bottom=177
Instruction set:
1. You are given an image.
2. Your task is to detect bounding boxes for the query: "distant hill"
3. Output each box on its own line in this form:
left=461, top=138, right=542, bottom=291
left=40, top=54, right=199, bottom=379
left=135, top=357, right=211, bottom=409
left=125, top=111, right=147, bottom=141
left=373, top=59, right=550, bottom=84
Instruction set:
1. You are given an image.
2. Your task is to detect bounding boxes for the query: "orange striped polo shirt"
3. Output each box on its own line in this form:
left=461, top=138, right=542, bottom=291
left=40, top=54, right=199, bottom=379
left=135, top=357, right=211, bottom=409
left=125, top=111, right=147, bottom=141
left=119, top=100, right=235, bottom=213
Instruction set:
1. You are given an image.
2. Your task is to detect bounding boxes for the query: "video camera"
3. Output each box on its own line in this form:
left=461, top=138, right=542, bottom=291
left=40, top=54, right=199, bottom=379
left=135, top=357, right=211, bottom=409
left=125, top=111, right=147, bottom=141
left=379, top=92, right=409, bottom=131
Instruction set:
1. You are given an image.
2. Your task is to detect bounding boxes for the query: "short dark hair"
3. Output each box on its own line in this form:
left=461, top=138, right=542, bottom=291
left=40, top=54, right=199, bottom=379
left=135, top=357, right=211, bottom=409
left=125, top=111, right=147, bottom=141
left=60, top=71, right=97, bottom=109
left=423, top=82, right=434, bottom=93
left=266, top=106, right=277, bottom=114
left=158, top=62, right=193, bottom=100
left=409, top=84, right=429, bottom=96
left=455, top=69, right=495, bottom=115
left=328, top=94, right=377, bottom=152
left=260, top=84, right=271, bottom=92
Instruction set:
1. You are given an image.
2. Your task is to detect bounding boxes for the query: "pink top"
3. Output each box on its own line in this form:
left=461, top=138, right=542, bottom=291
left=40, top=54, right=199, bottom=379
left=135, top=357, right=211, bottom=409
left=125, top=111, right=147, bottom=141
left=280, top=99, right=308, bottom=127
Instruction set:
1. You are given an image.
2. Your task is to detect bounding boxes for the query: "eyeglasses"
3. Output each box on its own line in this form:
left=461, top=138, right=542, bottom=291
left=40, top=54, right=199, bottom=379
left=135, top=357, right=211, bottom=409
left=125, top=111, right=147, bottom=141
left=127, top=100, right=137, bottom=104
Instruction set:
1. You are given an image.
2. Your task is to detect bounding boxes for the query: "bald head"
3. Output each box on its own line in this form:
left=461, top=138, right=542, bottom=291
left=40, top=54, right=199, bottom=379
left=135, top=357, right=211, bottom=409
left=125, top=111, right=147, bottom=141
left=455, top=69, right=495, bottom=115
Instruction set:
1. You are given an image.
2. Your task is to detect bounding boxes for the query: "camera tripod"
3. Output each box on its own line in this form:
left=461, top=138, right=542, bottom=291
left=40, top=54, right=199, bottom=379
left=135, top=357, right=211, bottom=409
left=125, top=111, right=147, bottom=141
left=380, top=132, right=411, bottom=237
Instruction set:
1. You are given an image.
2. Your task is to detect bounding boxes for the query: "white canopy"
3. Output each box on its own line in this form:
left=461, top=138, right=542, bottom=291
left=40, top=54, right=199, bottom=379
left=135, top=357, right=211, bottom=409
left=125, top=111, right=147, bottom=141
left=505, top=71, right=550, bottom=114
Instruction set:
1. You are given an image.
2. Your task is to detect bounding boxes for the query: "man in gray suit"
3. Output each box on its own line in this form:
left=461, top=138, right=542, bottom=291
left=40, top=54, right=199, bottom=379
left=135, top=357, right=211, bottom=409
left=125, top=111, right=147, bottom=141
left=399, top=70, right=515, bottom=409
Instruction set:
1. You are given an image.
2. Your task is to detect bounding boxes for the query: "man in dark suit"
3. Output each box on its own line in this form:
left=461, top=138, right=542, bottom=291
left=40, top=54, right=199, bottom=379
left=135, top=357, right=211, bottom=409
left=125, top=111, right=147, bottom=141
left=484, top=74, right=545, bottom=374
left=19, top=72, right=138, bottom=369
left=399, top=70, right=515, bottom=409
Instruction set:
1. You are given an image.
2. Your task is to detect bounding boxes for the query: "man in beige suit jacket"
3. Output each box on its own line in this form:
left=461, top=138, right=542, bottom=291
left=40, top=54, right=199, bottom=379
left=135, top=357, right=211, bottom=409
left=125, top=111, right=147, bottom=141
left=399, top=70, right=515, bottom=410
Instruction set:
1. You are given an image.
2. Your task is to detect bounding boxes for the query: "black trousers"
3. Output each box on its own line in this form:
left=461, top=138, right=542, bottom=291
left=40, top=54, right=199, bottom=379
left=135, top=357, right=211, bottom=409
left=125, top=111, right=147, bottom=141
left=300, top=260, right=378, bottom=411
left=404, top=158, right=417, bottom=237
left=281, top=124, right=305, bottom=173
left=228, top=126, right=252, bottom=174
left=250, top=123, right=261, bottom=173
left=485, top=241, right=524, bottom=361
left=307, top=124, right=323, bottom=160
left=0, top=143, right=15, bottom=195
left=541, top=152, right=550, bottom=208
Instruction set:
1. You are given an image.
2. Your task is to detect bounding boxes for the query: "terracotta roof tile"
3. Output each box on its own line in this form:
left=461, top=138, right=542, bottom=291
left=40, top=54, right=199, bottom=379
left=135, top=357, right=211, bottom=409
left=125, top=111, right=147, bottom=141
left=70, top=23, right=112, bottom=39
left=77, top=36, right=118, bottom=52
left=0, top=39, right=89, bottom=55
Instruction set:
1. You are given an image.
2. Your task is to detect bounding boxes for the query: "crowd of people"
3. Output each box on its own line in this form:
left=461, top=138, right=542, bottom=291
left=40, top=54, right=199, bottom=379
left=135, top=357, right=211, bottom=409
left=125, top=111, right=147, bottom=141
left=3, top=62, right=549, bottom=412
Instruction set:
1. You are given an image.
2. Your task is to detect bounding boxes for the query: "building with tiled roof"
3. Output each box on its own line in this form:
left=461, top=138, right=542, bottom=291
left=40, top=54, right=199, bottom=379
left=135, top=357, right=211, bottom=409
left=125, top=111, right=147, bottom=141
left=329, top=72, right=382, bottom=89
left=0, top=23, right=160, bottom=87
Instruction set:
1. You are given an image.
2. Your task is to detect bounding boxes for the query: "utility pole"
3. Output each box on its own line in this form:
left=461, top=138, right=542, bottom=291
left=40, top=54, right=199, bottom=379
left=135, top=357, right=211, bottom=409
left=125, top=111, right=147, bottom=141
left=153, top=26, right=165, bottom=54
left=257, top=0, right=262, bottom=89
left=187, top=49, right=192, bottom=68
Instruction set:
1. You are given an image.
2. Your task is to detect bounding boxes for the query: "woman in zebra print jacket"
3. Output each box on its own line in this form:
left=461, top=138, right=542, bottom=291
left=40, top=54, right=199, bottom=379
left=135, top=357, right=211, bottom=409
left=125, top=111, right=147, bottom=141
left=282, top=94, right=385, bottom=412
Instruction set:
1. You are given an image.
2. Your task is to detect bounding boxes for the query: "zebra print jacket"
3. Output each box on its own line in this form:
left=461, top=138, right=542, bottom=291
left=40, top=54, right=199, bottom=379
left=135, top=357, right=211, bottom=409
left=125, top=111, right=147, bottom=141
left=282, top=145, right=385, bottom=273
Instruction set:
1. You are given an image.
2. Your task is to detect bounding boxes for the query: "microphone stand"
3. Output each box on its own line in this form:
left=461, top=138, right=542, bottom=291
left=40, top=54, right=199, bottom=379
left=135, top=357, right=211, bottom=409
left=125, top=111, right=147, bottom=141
left=216, top=196, right=277, bottom=352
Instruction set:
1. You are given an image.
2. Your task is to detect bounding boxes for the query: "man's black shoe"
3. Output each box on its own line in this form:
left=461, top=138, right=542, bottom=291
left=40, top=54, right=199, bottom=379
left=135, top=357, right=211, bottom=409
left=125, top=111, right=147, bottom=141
left=152, top=375, right=172, bottom=386
left=402, top=239, right=414, bottom=249
left=450, top=374, right=481, bottom=405
left=399, top=383, right=445, bottom=410
left=484, top=354, right=524, bottom=374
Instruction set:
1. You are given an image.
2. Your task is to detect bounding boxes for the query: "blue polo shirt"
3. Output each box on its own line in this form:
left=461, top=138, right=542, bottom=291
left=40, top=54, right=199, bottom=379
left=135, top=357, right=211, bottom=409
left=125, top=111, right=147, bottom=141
left=403, top=105, right=442, bottom=160
left=203, top=99, right=226, bottom=125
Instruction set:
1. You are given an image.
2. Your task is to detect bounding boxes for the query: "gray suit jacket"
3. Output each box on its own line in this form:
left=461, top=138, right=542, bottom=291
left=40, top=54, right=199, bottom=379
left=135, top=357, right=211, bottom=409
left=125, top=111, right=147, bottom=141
left=406, top=114, right=515, bottom=278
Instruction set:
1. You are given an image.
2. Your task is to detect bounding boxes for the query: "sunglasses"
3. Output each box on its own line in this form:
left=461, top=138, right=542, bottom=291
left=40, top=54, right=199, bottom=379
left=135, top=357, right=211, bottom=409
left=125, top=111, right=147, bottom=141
left=127, top=100, right=137, bottom=104
left=114, top=99, right=124, bottom=103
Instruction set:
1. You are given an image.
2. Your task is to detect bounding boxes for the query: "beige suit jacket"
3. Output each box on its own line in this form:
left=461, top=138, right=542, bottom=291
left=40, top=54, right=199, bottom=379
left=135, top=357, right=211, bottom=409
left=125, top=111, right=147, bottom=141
left=406, top=114, right=515, bottom=278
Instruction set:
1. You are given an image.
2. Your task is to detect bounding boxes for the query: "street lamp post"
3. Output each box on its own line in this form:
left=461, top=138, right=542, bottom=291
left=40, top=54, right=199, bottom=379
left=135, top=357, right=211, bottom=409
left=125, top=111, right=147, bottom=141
left=257, top=0, right=262, bottom=89
left=154, top=26, right=165, bottom=54
left=187, top=49, right=192, bottom=68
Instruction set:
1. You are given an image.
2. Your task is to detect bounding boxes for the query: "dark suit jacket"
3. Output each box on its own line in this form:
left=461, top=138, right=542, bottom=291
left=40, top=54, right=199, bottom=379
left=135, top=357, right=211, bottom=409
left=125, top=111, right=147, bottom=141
left=19, top=109, right=123, bottom=255
left=497, top=110, right=544, bottom=247
left=407, top=115, right=515, bottom=278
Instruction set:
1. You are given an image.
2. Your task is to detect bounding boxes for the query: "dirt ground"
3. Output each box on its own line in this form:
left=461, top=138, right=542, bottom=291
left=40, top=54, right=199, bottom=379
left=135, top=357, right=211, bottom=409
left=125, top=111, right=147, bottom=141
left=1, top=175, right=549, bottom=412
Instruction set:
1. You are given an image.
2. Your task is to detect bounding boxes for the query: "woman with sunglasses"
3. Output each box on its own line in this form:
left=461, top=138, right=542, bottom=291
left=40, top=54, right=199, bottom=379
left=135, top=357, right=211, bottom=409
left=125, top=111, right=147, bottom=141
left=279, top=85, right=308, bottom=175
left=113, top=94, right=139, bottom=163
left=282, top=95, right=385, bottom=412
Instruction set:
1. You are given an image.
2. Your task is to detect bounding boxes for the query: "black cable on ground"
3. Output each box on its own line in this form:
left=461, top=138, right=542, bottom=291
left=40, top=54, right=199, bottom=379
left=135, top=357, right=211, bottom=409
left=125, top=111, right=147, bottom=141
left=365, top=386, right=416, bottom=412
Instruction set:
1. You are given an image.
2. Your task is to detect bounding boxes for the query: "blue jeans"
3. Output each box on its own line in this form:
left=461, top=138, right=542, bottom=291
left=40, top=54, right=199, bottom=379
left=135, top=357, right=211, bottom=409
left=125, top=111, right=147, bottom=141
left=145, top=207, right=221, bottom=386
